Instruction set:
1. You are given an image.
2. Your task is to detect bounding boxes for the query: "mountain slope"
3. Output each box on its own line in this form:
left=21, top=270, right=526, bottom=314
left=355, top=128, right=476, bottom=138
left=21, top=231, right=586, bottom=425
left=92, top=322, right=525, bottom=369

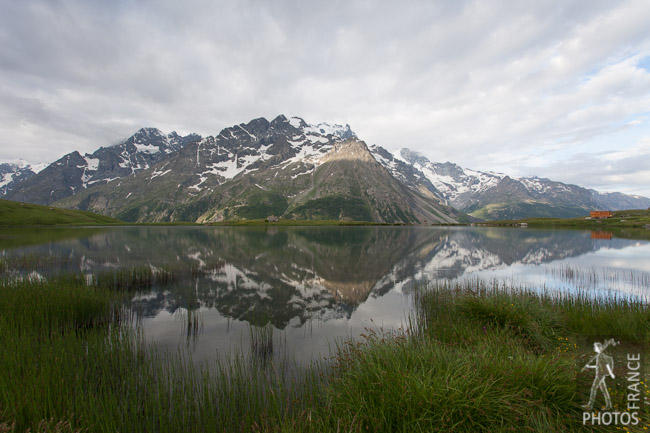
left=54, top=116, right=462, bottom=224
left=375, top=148, right=650, bottom=220
left=282, top=138, right=460, bottom=223
left=4, top=128, right=200, bottom=205
left=7, top=115, right=647, bottom=223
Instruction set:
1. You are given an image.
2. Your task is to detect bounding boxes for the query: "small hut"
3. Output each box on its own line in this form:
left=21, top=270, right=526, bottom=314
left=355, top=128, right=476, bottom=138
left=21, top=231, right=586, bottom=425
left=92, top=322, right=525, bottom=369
left=589, top=211, right=612, bottom=219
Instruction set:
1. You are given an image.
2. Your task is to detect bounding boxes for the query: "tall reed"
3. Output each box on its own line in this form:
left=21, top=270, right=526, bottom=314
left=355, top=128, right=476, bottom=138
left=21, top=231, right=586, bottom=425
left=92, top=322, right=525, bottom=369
left=2, top=271, right=649, bottom=432
left=0, top=273, right=326, bottom=432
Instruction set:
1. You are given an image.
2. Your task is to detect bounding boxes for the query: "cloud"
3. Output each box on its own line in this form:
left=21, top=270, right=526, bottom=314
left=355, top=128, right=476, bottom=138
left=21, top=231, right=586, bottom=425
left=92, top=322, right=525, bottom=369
left=511, top=137, right=650, bottom=197
left=1, top=0, right=650, bottom=197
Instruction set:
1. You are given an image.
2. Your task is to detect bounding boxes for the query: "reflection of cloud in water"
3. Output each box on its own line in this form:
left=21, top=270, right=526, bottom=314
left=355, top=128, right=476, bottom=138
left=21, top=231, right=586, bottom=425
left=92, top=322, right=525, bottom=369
left=459, top=244, right=650, bottom=301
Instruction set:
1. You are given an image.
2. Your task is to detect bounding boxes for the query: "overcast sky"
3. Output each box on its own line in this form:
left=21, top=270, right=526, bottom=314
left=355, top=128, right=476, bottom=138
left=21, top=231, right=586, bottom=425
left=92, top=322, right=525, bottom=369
left=2, top=0, right=650, bottom=197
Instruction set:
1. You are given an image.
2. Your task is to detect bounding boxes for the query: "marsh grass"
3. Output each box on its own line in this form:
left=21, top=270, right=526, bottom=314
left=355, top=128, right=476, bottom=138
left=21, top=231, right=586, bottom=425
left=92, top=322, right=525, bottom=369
left=0, top=273, right=328, bottom=432
left=2, top=270, right=649, bottom=432
left=314, top=280, right=650, bottom=432
left=544, top=264, right=650, bottom=295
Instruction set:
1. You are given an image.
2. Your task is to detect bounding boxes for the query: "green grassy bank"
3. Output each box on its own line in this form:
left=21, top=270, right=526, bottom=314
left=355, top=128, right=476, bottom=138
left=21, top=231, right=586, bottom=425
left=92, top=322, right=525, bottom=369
left=0, top=199, right=122, bottom=226
left=323, top=283, right=649, bottom=432
left=479, top=209, right=650, bottom=230
left=0, top=199, right=400, bottom=227
left=1, top=272, right=648, bottom=432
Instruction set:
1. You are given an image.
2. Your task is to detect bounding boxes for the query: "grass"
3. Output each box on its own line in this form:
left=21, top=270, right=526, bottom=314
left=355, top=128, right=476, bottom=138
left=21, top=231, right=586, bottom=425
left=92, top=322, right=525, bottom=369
left=319, top=281, right=650, bottom=432
left=0, top=199, right=122, bottom=226
left=0, top=198, right=401, bottom=227
left=0, top=274, right=324, bottom=433
left=1, top=269, right=649, bottom=432
left=479, top=208, right=650, bottom=230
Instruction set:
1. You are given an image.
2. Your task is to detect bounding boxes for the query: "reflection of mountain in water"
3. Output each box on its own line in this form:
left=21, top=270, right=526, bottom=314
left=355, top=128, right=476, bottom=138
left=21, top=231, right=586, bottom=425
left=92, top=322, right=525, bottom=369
left=4, top=226, right=642, bottom=328
left=128, top=227, right=437, bottom=328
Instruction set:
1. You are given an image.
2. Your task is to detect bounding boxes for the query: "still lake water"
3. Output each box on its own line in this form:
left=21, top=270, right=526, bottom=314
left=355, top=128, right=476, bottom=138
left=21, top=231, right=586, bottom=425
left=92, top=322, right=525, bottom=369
left=2, top=225, right=649, bottom=366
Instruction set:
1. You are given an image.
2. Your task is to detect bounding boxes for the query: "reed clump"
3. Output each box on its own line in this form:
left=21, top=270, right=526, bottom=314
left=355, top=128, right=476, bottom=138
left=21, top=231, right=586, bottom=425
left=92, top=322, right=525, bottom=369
left=2, top=273, right=649, bottom=432
left=314, top=280, right=650, bottom=432
left=0, top=273, right=324, bottom=432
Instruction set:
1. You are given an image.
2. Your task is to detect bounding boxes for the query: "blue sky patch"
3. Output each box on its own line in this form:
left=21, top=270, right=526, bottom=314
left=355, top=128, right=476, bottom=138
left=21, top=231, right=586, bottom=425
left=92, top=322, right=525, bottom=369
left=638, top=56, right=650, bottom=72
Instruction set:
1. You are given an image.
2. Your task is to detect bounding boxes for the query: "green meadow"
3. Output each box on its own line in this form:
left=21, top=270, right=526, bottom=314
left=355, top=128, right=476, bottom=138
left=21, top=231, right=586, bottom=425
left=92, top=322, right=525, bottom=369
left=0, top=199, right=122, bottom=226
left=1, top=264, right=648, bottom=432
left=480, top=209, right=650, bottom=230
left=0, top=198, right=399, bottom=227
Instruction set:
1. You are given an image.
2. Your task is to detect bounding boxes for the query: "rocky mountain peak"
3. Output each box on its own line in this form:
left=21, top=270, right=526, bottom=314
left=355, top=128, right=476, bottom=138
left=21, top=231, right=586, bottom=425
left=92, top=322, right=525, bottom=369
left=5, top=114, right=649, bottom=222
left=397, top=148, right=429, bottom=166
left=287, top=116, right=356, bottom=141
left=134, top=127, right=164, bottom=137
left=270, top=114, right=290, bottom=126
left=322, top=139, right=376, bottom=163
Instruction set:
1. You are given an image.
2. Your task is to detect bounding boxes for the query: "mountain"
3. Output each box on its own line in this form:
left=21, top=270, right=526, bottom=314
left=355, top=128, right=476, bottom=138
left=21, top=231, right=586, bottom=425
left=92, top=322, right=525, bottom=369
left=53, top=115, right=464, bottom=224
left=4, top=128, right=200, bottom=205
left=0, top=161, right=47, bottom=197
left=374, top=148, right=650, bottom=220
left=4, top=115, right=647, bottom=222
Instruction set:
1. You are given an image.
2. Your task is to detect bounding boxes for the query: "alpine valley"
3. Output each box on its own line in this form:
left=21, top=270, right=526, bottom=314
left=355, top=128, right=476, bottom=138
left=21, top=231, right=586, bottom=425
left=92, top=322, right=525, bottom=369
left=3, top=115, right=649, bottom=223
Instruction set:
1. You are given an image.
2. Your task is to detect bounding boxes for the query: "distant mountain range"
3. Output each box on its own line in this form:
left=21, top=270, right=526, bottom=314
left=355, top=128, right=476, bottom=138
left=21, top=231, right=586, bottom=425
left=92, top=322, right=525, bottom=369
left=0, top=161, right=48, bottom=197
left=2, top=115, right=649, bottom=222
left=373, top=147, right=650, bottom=220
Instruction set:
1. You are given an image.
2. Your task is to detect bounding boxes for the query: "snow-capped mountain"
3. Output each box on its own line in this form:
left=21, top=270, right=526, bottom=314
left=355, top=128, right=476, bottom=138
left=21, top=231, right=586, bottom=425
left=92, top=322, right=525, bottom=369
left=371, top=148, right=650, bottom=220
left=53, top=115, right=462, bottom=223
left=4, top=128, right=200, bottom=205
left=3, top=115, right=648, bottom=222
left=0, top=161, right=47, bottom=197
left=183, top=115, right=354, bottom=188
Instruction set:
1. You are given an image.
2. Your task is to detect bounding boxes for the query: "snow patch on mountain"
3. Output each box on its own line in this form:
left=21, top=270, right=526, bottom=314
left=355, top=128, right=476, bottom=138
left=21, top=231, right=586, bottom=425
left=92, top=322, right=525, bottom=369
left=150, top=168, right=172, bottom=180
left=284, top=142, right=330, bottom=166
left=371, top=147, right=504, bottom=203
left=0, top=173, right=14, bottom=188
left=30, top=163, right=48, bottom=174
left=0, top=161, right=48, bottom=195
left=289, top=117, right=303, bottom=128
left=186, top=117, right=351, bottom=191
left=134, top=143, right=160, bottom=154
left=84, top=157, right=99, bottom=171
left=304, top=123, right=352, bottom=139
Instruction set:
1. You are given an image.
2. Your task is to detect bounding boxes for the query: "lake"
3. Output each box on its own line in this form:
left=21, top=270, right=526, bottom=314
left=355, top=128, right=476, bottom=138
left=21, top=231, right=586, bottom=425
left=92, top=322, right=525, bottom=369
left=2, top=225, right=649, bottom=366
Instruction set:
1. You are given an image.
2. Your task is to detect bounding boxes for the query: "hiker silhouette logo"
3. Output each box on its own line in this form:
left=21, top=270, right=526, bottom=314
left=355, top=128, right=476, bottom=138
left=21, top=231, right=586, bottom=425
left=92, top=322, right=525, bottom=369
left=582, top=338, right=618, bottom=410
left=581, top=338, right=645, bottom=427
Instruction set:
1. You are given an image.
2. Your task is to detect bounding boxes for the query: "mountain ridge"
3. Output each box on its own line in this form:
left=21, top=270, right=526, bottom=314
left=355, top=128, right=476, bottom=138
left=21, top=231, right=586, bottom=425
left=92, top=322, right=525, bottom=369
left=373, top=148, right=650, bottom=220
left=51, top=116, right=463, bottom=223
left=2, top=115, right=648, bottom=222
left=4, top=128, right=200, bottom=205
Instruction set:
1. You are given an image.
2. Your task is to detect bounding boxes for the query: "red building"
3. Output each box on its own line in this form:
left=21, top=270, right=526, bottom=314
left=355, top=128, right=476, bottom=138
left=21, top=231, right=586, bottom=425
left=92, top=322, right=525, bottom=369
left=590, top=211, right=612, bottom=219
